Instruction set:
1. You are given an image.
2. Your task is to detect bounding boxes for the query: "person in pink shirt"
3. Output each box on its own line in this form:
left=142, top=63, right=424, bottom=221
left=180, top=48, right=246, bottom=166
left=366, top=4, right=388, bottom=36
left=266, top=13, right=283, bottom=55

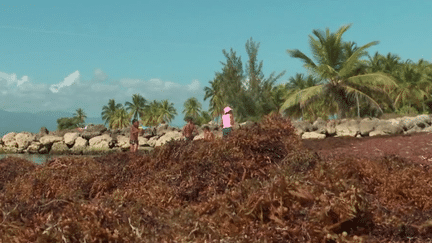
left=220, top=106, right=235, bottom=139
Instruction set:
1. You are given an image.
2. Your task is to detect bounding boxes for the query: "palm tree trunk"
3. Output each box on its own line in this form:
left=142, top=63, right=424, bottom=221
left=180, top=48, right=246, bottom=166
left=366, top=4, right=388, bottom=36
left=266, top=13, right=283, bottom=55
left=356, top=92, right=360, bottom=118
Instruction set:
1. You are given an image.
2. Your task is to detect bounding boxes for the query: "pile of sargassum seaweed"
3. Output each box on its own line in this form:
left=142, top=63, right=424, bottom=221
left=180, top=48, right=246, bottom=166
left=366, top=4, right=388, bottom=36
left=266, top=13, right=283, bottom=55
left=1, top=113, right=432, bottom=242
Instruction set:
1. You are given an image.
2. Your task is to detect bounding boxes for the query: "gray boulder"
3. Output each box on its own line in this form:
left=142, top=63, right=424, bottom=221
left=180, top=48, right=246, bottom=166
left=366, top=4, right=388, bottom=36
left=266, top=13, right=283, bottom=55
left=71, top=137, right=88, bottom=154
left=40, top=127, right=49, bottom=135
left=156, top=124, right=169, bottom=136
left=26, top=142, right=42, bottom=154
left=50, top=141, right=69, bottom=154
left=15, top=132, right=35, bottom=150
left=326, top=120, right=337, bottom=136
left=292, top=120, right=313, bottom=136
left=399, top=115, right=431, bottom=130
left=89, top=134, right=112, bottom=149
left=369, top=119, right=404, bottom=136
left=359, top=118, right=379, bottom=136
left=2, top=132, right=17, bottom=147
left=155, top=131, right=183, bottom=147
left=421, top=126, right=432, bottom=133
left=116, top=135, right=130, bottom=149
left=147, top=136, right=159, bottom=147
left=405, top=125, right=424, bottom=134
left=73, top=137, right=88, bottom=148
left=138, top=137, right=149, bottom=146
left=3, top=147, right=18, bottom=153
left=81, top=131, right=103, bottom=140
left=40, top=135, right=63, bottom=146
left=312, top=117, right=327, bottom=134
left=301, top=132, right=326, bottom=139
left=80, top=124, right=107, bottom=140
left=335, top=119, right=360, bottom=137
left=38, top=146, right=49, bottom=154
left=64, top=132, right=79, bottom=146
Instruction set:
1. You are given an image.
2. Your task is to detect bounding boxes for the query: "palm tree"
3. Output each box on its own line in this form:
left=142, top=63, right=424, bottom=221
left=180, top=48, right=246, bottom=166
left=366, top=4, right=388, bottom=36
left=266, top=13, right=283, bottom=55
left=366, top=52, right=384, bottom=73
left=110, top=106, right=131, bottom=129
left=141, top=100, right=161, bottom=126
left=204, top=78, right=225, bottom=121
left=390, top=63, right=432, bottom=111
left=125, top=94, right=148, bottom=121
left=101, top=99, right=123, bottom=127
left=381, top=53, right=402, bottom=76
left=281, top=24, right=399, bottom=119
left=74, top=108, right=87, bottom=123
left=183, top=97, right=202, bottom=120
left=157, top=99, right=177, bottom=124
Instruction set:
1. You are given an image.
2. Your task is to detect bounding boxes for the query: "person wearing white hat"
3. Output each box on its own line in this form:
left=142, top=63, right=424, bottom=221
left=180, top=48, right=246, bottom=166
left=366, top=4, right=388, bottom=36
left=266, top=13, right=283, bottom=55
left=220, top=106, right=234, bottom=138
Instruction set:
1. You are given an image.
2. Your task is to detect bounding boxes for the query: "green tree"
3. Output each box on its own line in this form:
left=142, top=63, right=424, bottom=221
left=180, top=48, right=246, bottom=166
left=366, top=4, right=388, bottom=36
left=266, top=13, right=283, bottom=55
left=141, top=100, right=162, bottom=126
left=57, top=117, right=82, bottom=130
left=205, top=38, right=284, bottom=123
left=281, top=24, right=399, bottom=119
left=74, top=108, right=87, bottom=124
left=204, top=78, right=226, bottom=122
left=196, top=110, right=212, bottom=126
left=157, top=99, right=177, bottom=124
left=101, top=99, right=123, bottom=128
left=125, top=94, right=148, bottom=121
left=391, top=63, right=432, bottom=112
left=110, top=106, right=131, bottom=129
left=183, top=97, right=202, bottom=120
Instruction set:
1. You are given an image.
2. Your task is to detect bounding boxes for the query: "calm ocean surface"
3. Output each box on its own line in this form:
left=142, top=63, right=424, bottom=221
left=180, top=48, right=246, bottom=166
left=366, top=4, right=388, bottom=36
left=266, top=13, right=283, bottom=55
left=0, top=154, right=101, bottom=165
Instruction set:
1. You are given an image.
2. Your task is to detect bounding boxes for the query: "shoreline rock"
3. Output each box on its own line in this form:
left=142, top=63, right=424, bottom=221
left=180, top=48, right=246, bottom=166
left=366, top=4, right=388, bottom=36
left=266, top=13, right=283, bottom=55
left=2, top=115, right=432, bottom=155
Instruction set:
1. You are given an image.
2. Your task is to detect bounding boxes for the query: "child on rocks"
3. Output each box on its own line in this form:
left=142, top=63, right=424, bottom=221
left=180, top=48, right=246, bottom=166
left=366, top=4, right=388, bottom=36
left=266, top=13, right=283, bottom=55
left=220, top=107, right=234, bottom=139
left=182, top=117, right=199, bottom=142
left=130, top=119, right=140, bottom=153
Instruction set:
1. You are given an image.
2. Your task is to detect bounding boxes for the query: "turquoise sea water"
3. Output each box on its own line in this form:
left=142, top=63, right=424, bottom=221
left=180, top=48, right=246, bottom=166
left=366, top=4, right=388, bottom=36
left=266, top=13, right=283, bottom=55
left=0, top=154, right=100, bottom=165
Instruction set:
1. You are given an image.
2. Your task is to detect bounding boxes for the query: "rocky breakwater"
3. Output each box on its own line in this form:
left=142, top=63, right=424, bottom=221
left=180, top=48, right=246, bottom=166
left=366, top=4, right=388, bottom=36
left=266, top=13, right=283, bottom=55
left=0, top=122, right=245, bottom=155
left=3, top=115, right=425, bottom=154
left=294, top=114, right=432, bottom=139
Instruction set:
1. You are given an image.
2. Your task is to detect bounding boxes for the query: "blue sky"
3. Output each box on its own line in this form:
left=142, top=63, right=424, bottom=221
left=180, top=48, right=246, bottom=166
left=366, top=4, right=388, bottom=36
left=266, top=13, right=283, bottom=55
left=1, top=0, right=431, bottom=127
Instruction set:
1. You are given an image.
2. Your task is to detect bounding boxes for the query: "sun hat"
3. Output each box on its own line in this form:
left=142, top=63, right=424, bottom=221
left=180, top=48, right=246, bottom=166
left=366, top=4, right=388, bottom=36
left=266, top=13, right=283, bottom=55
left=224, top=106, right=232, bottom=114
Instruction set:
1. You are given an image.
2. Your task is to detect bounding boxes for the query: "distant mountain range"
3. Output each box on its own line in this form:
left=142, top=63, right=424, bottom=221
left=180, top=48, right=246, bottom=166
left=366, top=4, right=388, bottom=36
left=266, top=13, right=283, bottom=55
left=0, top=109, right=105, bottom=137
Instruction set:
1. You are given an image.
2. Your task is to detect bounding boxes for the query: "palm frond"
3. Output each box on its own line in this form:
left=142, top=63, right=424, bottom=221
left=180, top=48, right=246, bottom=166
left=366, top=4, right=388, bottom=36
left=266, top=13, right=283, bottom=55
left=279, top=85, right=324, bottom=113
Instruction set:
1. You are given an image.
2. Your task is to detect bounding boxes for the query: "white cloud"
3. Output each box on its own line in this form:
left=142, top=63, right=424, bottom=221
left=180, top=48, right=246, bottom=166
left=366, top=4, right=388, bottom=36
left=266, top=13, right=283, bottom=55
left=120, top=78, right=141, bottom=87
left=94, top=68, right=108, bottom=82
left=0, top=69, right=207, bottom=126
left=0, top=71, right=29, bottom=87
left=49, top=70, right=80, bottom=93
left=187, top=79, right=200, bottom=91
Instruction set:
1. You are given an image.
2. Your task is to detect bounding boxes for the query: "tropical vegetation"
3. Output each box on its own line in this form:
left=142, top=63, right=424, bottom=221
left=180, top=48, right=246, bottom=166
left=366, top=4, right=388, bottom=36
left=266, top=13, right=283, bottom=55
left=57, top=108, right=87, bottom=130
left=204, top=37, right=285, bottom=123
left=97, top=24, right=432, bottom=128
left=279, top=24, right=432, bottom=121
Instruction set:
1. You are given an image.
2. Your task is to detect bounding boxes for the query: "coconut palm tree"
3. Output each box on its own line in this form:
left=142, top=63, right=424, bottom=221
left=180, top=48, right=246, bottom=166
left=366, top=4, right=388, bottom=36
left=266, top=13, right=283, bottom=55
left=204, top=78, right=225, bottom=121
left=74, top=108, right=87, bottom=123
left=390, top=63, right=432, bottom=111
left=110, top=106, right=131, bottom=129
left=101, top=99, right=123, bottom=127
left=366, top=52, right=385, bottom=73
left=141, top=100, right=161, bottom=126
left=183, top=97, right=202, bottom=120
left=281, top=24, right=399, bottom=119
left=381, top=53, right=402, bottom=76
left=125, top=94, right=148, bottom=121
left=157, top=99, right=177, bottom=124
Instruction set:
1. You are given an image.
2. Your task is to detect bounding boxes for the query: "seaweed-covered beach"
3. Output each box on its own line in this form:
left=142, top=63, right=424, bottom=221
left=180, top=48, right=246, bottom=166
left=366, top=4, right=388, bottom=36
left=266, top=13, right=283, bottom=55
left=1, top=114, right=432, bottom=242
